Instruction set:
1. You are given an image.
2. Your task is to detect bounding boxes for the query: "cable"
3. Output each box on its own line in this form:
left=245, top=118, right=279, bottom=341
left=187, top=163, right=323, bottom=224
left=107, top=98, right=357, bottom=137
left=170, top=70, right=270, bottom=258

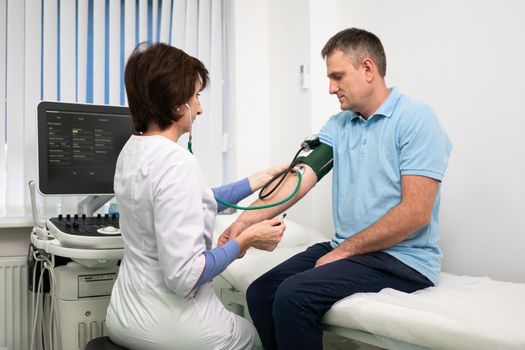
left=50, top=264, right=61, bottom=350
left=46, top=263, right=54, bottom=350
left=31, top=263, right=45, bottom=350
left=29, top=249, right=61, bottom=350
left=30, top=257, right=38, bottom=350
left=40, top=255, right=56, bottom=350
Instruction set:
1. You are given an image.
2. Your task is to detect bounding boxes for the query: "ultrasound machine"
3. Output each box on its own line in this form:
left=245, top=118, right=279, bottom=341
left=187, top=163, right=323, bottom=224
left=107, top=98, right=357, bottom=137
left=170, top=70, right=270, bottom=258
left=28, top=101, right=133, bottom=350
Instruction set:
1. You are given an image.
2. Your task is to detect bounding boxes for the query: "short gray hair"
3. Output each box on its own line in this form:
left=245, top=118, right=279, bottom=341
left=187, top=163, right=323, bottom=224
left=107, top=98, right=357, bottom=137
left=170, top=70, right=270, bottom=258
left=321, top=28, right=387, bottom=78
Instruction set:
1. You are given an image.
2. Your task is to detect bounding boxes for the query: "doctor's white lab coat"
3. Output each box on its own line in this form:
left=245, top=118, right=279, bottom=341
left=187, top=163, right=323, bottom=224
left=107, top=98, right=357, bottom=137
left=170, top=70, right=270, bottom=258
left=105, top=135, right=255, bottom=350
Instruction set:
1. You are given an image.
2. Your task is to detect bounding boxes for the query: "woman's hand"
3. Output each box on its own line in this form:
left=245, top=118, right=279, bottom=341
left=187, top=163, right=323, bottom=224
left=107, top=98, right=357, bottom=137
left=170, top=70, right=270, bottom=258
left=248, top=164, right=289, bottom=192
left=234, top=217, right=286, bottom=255
left=217, top=219, right=248, bottom=247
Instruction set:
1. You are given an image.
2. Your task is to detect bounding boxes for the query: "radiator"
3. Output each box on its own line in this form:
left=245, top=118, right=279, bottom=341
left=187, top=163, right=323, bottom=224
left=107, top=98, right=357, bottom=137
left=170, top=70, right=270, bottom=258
left=0, top=256, right=30, bottom=350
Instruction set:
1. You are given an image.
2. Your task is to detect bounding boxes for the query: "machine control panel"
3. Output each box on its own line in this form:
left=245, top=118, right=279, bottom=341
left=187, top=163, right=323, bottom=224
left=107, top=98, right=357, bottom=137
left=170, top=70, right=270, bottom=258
left=48, top=213, right=120, bottom=237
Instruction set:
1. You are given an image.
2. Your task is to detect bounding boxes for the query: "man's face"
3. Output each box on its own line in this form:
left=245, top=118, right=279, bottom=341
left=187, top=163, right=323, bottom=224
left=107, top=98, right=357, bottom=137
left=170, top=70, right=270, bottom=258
left=326, top=49, right=369, bottom=113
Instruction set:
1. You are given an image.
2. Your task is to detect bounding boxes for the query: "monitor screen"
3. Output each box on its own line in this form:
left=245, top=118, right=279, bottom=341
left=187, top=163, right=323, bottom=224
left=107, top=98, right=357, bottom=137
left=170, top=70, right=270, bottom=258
left=37, top=101, right=134, bottom=195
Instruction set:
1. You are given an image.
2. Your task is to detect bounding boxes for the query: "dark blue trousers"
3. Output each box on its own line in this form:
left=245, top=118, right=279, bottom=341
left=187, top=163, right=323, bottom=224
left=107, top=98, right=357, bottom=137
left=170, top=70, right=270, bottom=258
left=246, top=242, right=433, bottom=350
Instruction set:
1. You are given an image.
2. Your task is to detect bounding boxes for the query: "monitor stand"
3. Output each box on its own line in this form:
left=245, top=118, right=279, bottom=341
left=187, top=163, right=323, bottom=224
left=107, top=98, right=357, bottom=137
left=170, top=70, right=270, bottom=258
left=77, top=195, right=114, bottom=216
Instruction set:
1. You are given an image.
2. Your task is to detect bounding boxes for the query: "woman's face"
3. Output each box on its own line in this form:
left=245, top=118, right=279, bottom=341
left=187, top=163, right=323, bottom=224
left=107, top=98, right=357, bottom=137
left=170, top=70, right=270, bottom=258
left=178, top=80, right=203, bottom=132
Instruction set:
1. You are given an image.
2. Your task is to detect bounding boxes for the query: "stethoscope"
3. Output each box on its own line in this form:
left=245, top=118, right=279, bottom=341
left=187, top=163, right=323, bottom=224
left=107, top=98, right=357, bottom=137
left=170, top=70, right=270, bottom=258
left=182, top=102, right=303, bottom=210
left=182, top=103, right=194, bottom=154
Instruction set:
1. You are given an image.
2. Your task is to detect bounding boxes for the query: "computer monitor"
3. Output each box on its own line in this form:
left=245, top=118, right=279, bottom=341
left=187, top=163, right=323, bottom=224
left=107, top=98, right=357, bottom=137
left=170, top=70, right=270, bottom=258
left=37, top=101, right=134, bottom=195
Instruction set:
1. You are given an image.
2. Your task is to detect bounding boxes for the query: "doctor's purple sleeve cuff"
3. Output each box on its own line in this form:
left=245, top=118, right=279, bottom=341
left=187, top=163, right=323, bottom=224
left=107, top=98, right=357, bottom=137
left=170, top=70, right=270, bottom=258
left=195, top=240, right=241, bottom=288
left=212, top=177, right=252, bottom=212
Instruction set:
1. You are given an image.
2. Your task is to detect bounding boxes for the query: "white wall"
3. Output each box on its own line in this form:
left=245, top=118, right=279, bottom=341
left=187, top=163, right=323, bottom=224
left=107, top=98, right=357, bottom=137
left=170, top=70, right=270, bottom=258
left=335, top=0, right=525, bottom=283
left=229, top=0, right=319, bottom=225
left=266, top=0, right=317, bottom=224
left=228, top=0, right=271, bottom=182
left=308, top=0, right=340, bottom=234
left=230, top=0, right=525, bottom=283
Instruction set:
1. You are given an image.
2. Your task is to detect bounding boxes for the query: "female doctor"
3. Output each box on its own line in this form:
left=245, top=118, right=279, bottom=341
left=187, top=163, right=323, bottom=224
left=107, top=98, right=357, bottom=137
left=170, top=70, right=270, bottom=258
left=105, top=42, right=286, bottom=350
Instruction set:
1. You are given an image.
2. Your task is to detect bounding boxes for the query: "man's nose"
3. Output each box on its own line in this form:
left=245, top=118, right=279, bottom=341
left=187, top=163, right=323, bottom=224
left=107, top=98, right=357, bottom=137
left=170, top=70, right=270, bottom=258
left=329, top=81, right=338, bottom=94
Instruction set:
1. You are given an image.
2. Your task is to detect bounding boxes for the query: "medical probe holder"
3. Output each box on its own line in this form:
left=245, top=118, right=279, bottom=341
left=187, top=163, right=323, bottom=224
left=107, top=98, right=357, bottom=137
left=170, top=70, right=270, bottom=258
left=29, top=180, right=49, bottom=239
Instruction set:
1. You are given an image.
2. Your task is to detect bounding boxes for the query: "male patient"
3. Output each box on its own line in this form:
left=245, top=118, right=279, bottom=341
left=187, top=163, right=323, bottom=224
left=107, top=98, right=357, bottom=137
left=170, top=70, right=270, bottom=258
left=218, top=27, right=452, bottom=350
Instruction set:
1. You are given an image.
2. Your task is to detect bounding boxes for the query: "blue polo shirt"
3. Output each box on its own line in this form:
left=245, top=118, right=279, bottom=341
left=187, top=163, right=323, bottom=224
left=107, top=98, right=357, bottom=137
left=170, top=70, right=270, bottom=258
left=318, top=87, right=451, bottom=285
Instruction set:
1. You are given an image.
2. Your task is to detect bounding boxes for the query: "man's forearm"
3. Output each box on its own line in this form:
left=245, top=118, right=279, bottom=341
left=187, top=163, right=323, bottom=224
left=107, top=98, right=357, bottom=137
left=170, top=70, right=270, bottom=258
left=238, top=165, right=318, bottom=227
left=247, top=164, right=288, bottom=192
left=338, top=202, right=428, bottom=257
left=338, top=175, right=438, bottom=257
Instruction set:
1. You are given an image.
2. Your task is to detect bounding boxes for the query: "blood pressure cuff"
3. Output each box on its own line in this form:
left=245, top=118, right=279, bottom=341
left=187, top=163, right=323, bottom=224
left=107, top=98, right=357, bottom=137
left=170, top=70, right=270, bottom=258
left=294, top=142, right=334, bottom=181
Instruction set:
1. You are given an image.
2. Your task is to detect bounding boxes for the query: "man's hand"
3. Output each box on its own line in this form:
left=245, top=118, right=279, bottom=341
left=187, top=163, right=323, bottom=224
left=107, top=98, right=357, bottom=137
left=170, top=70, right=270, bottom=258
left=217, top=219, right=249, bottom=247
left=315, top=247, right=349, bottom=268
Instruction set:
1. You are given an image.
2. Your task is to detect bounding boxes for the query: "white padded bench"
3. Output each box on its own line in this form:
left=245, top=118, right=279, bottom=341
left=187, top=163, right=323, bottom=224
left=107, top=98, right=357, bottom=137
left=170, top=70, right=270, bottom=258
left=213, top=215, right=525, bottom=350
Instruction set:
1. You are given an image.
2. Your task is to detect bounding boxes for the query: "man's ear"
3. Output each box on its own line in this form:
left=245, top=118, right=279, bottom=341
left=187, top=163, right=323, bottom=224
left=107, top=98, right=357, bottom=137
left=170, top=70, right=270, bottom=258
left=362, top=58, right=375, bottom=82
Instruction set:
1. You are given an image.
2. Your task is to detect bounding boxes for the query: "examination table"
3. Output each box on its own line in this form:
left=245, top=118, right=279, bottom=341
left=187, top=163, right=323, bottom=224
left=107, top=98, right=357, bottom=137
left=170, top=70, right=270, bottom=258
left=213, top=214, right=525, bottom=350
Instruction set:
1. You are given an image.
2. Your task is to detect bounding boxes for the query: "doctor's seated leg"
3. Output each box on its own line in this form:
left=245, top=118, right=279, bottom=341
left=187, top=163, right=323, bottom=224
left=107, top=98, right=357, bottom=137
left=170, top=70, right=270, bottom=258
left=85, top=336, right=130, bottom=350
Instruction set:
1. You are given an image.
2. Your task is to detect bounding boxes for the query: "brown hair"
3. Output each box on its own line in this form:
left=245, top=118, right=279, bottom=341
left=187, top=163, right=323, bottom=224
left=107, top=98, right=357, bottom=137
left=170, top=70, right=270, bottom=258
left=321, top=28, right=387, bottom=78
left=124, top=42, right=209, bottom=133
